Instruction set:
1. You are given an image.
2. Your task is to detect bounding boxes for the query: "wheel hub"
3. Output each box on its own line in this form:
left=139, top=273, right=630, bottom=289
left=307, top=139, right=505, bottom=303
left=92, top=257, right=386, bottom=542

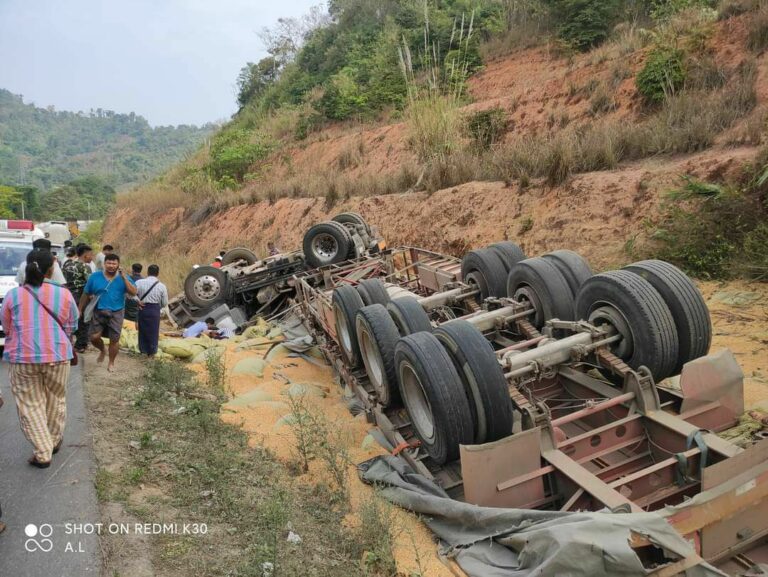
left=312, top=233, right=339, bottom=261
left=589, top=305, right=633, bottom=359
left=400, top=361, right=435, bottom=442
left=514, top=285, right=544, bottom=327
left=193, top=275, right=222, bottom=301
left=360, top=328, right=385, bottom=395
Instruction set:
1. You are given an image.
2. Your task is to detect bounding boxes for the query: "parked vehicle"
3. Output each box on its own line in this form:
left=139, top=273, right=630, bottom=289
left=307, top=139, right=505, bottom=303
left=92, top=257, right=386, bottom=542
left=0, top=220, right=44, bottom=346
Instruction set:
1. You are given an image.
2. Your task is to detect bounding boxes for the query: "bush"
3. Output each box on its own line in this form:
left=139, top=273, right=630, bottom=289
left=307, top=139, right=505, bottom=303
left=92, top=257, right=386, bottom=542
left=466, top=107, right=508, bottom=150
left=546, top=0, right=621, bottom=51
left=652, top=173, right=768, bottom=278
left=318, top=70, right=368, bottom=121
left=650, top=0, right=716, bottom=20
left=208, top=129, right=273, bottom=183
left=636, top=48, right=686, bottom=105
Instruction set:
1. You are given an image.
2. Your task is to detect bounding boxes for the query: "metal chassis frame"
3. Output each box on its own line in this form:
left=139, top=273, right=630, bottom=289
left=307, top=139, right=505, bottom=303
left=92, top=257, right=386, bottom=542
left=291, top=245, right=765, bottom=574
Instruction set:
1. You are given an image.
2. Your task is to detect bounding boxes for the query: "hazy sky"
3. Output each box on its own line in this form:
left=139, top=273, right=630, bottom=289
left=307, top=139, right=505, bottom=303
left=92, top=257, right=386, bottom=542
left=0, top=0, right=321, bottom=126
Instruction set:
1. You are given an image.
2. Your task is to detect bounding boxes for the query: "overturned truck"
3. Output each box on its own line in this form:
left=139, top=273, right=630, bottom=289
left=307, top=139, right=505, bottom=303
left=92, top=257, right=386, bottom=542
left=290, top=237, right=768, bottom=575
left=172, top=213, right=767, bottom=574
left=167, top=212, right=384, bottom=327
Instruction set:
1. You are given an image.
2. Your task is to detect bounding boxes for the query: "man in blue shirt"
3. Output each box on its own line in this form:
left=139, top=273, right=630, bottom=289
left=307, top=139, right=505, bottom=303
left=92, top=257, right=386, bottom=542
left=79, top=253, right=137, bottom=372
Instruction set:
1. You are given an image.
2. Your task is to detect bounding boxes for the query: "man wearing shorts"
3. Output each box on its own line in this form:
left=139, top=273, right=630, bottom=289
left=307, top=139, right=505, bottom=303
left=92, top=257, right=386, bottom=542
left=79, top=253, right=137, bottom=372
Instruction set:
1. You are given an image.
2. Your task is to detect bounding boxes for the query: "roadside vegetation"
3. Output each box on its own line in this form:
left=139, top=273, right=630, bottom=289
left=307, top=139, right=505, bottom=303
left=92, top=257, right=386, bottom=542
left=91, top=354, right=403, bottom=576
left=647, top=156, right=768, bottom=280
left=116, top=0, right=768, bottom=280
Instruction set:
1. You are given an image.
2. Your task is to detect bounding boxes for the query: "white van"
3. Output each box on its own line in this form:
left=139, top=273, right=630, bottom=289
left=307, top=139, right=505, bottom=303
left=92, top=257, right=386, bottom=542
left=0, top=220, right=44, bottom=346
left=37, top=221, right=71, bottom=245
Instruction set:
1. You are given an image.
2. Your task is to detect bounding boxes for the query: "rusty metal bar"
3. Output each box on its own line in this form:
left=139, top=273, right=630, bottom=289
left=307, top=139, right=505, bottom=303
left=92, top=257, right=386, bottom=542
left=542, top=449, right=643, bottom=512
left=551, top=392, right=636, bottom=427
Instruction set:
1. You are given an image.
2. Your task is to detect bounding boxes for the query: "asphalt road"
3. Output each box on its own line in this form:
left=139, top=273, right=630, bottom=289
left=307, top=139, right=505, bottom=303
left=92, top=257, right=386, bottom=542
left=0, top=361, right=102, bottom=577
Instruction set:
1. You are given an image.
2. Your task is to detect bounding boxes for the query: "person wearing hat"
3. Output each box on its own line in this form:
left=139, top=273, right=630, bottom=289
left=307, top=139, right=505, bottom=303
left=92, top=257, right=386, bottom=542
left=16, top=238, right=66, bottom=285
left=211, top=256, right=223, bottom=268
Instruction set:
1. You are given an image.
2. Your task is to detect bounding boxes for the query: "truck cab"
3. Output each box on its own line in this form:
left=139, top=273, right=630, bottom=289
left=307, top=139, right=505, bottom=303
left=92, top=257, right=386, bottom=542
left=0, top=220, right=44, bottom=345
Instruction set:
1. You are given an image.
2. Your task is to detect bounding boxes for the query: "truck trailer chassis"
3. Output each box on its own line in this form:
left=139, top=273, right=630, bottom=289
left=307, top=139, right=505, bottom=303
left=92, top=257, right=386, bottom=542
left=290, top=245, right=768, bottom=575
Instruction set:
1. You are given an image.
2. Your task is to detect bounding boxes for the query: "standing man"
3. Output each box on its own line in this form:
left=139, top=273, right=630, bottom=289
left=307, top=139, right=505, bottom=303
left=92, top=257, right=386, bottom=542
left=2, top=249, right=78, bottom=467
left=267, top=241, right=280, bottom=256
left=135, top=264, right=168, bottom=356
left=79, top=253, right=137, bottom=372
left=16, top=238, right=66, bottom=285
left=124, top=263, right=144, bottom=326
left=94, top=244, right=113, bottom=271
left=63, top=244, right=93, bottom=353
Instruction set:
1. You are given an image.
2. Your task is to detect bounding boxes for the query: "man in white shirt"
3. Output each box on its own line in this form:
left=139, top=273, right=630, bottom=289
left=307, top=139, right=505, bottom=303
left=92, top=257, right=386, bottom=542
left=94, top=244, right=113, bottom=271
left=134, top=264, right=169, bottom=356
left=16, top=238, right=66, bottom=285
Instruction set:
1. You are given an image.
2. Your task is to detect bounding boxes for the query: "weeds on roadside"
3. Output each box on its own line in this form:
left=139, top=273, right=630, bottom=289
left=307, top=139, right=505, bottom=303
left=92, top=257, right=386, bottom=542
left=204, top=348, right=228, bottom=398
left=650, top=166, right=768, bottom=278
left=285, top=392, right=352, bottom=502
left=358, top=490, right=399, bottom=576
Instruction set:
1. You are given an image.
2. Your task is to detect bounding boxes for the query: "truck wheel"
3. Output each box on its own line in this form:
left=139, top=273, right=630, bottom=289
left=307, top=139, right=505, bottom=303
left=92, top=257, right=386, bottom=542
left=184, top=266, right=229, bottom=308
left=461, top=248, right=508, bottom=299
left=395, top=332, right=473, bottom=464
left=434, top=320, right=513, bottom=444
left=576, top=270, right=679, bottom=383
left=221, top=247, right=257, bottom=266
left=489, top=242, right=527, bottom=272
left=332, top=285, right=365, bottom=368
left=624, top=260, right=711, bottom=374
left=303, top=221, right=353, bottom=269
left=356, top=304, right=401, bottom=407
left=332, top=212, right=371, bottom=234
left=357, top=278, right=390, bottom=306
left=387, top=297, right=432, bottom=336
left=542, top=250, right=593, bottom=298
left=507, top=257, right=575, bottom=328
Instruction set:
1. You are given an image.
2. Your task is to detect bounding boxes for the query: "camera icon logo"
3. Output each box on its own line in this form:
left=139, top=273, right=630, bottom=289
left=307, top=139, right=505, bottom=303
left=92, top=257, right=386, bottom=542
left=24, top=523, right=54, bottom=553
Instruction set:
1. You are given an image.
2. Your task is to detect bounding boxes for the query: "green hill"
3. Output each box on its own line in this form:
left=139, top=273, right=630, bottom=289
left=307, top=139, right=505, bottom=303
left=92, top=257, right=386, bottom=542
left=0, top=88, right=215, bottom=192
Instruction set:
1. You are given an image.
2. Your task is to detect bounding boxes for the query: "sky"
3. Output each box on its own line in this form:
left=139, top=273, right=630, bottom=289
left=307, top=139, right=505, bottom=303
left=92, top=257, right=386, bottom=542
left=0, top=0, right=322, bottom=127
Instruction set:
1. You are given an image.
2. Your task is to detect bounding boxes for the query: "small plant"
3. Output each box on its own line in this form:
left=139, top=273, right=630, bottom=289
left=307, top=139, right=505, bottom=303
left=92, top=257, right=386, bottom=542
left=284, top=392, right=351, bottom=501
left=358, top=491, right=398, bottom=576
left=204, top=348, right=228, bottom=398
left=324, top=180, right=339, bottom=209
left=519, top=216, right=534, bottom=234
left=748, top=5, right=768, bottom=52
left=466, top=107, right=509, bottom=150
left=636, top=48, right=686, bottom=105
left=137, top=359, right=197, bottom=404
left=589, top=83, right=617, bottom=116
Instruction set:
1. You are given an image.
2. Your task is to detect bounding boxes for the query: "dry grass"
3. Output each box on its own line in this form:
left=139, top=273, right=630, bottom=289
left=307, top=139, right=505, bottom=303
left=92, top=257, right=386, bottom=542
left=404, top=94, right=463, bottom=162
left=748, top=4, right=768, bottom=51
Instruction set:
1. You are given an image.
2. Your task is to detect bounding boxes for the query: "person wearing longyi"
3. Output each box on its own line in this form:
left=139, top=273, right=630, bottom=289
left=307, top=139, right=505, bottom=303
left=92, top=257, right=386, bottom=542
left=1, top=249, right=78, bottom=468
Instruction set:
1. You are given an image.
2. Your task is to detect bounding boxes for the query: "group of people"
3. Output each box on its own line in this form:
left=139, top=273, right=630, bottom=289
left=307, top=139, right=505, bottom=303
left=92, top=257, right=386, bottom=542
left=0, top=241, right=168, bottom=476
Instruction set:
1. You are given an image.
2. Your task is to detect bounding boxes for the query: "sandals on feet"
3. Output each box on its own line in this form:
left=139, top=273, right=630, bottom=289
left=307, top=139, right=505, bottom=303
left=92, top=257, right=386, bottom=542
left=28, top=455, right=51, bottom=469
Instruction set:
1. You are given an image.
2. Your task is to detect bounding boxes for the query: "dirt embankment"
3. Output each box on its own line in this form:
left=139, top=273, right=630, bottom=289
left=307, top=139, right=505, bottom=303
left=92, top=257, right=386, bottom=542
left=109, top=145, right=754, bottom=271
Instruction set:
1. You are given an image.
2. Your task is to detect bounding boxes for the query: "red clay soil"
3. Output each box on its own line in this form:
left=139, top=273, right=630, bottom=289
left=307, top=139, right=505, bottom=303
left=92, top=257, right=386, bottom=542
left=223, top=14, right=764, bottom=191
left=109, top=145, right=756, bottom=271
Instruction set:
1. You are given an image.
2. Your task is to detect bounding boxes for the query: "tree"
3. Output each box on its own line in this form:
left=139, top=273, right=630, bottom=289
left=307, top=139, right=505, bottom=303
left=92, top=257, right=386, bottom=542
left=0, top=185, right=23, bottom=218
left=544, top=0, right=621, bottom=50
left=236, top=57, right=281, bottom=108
